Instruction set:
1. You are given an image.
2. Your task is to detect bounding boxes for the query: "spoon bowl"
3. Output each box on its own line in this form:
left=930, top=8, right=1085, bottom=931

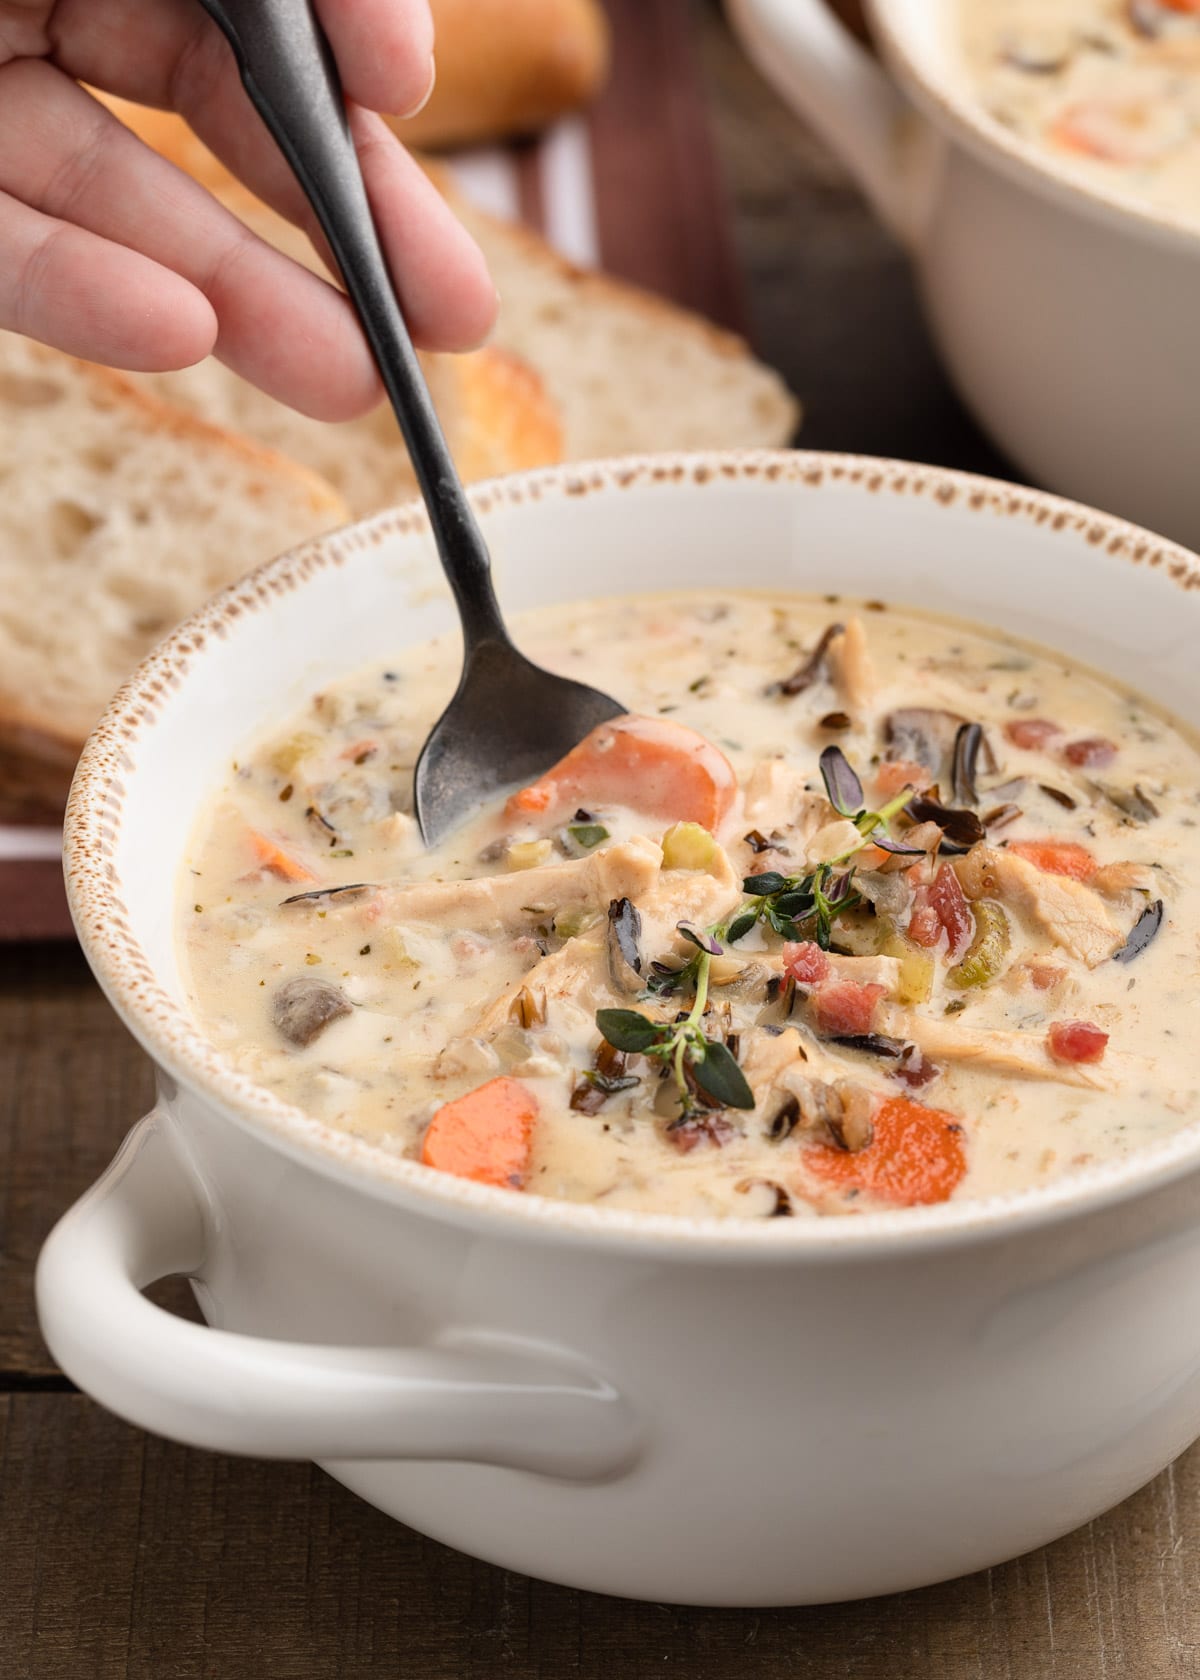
left=414, top=637, right=624, bottom=845
left=195, top=0, right=624, bottom=845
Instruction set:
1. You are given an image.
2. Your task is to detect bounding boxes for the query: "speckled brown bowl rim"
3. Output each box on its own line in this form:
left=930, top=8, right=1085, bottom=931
left=64, top=451, right=1200, bottom=1257
left=867, top=0, right=1200, bottom=257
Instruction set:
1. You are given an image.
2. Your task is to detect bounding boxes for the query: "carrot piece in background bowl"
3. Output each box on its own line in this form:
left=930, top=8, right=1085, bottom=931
left=422, top=1076, right=537, bottom=1189
left=504, top=714, right=736, bottom=830
left=805, top=1096, right=967, bottom=1207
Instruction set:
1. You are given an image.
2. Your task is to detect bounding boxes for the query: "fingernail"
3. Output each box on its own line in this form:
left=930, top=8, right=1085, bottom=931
left=400, top=56, right=436, bottom=120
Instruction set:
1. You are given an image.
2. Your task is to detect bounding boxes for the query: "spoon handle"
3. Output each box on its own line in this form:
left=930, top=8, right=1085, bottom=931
left=195, top=0, right=510, bottom=650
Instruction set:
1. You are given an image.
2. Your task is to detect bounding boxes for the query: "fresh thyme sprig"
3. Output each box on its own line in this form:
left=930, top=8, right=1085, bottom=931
left=726, top=750, right=921, bottom=950
left=592, top=748, right=923, bottom=1106
left=596, top=929, right=753, bottom=1119
left=728, top=861, right=863, bottom=951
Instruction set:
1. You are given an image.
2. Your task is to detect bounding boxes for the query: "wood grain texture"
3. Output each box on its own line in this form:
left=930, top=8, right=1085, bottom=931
left=0, top=943, right=188, bottom=1380
left=1, top=1395, right=1198, bottom=1679
left=2, top=5, right=1197, bottom=1675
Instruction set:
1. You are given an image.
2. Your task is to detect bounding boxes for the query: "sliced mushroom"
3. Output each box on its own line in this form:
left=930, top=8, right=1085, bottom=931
left=272, top=976, right=352, bottom=1047
left=1094, top=783, right=1159, bottom=824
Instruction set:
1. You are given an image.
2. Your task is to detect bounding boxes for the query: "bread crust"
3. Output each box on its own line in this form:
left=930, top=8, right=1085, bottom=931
left=395, top=0, right=610, bottom=148
left=91, top=93, right=795, bottom=439
left=0, top=337, right=350, bottom=807
left=16, top=338, right=348, bottom=516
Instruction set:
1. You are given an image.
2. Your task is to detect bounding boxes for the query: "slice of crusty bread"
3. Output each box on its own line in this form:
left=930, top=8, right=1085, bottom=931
left=0, top=334, right=349, bottom=810
left=130, top=178, right=563, bottom=516
left=95, top=95, right=799, bottom=461
left=393, top=0, right=610, bottom=149
left=447, top=190, right=800, bottom=459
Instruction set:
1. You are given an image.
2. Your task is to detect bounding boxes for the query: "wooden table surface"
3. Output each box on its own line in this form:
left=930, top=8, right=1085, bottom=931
left=4, top=6, right=1198, bottom=1676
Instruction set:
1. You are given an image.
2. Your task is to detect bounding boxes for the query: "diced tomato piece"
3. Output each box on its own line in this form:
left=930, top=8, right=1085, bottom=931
left=805, top=1096, right=967, bottom=1207
left=1007, top=840, right=1097, bottom=883
left=1026, top=960, right=1067, bottom=992
left=907, top=905, right=941, bottom=948
left=1162, top=0, right=1200, bottom=13
left=1063, top=736, right=1117, bottom=769
left=929, top=864, right=974, bottom=957
left=1004, top=718, right=1061, bottom=751
left=907, top=863, right=973, bottom=959
left=1047, top=1021, right=1109, bottom=1064
left=782, top=941, right=831, bottom=986
left=875, top=759, right=929, bottom=799
left=810, top=980, right=886, bottom=1038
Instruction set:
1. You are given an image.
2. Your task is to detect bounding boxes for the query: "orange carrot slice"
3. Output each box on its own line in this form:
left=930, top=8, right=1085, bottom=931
left=505, top=715, right=737, bottom=831
left=805, top=1096, right=967, bottom=1207
left=249, top=831, right=317, bottom=883
left=421, top=1077, right=537, bottom=1189
left=1007, top=840, right=1097, bottom=883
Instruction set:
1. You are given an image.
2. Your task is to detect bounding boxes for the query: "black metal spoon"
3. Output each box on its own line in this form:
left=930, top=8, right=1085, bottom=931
left=195, top=0, right=624, bottom=844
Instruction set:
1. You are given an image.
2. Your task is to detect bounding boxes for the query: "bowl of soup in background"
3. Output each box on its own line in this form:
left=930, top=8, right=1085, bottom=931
left=35, top=452, right=1200, bottom=1606
left=725, top=0, right=1200, bottom=548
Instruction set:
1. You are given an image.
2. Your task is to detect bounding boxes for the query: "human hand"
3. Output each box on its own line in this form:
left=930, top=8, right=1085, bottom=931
left=0, top=0, right=498, bottom=418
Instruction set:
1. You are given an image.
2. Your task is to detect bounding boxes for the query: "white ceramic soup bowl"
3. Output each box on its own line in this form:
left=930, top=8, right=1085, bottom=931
left=36, top=452, right=1200, bottom=1607
left=726, top=0, right=1200, bottom=548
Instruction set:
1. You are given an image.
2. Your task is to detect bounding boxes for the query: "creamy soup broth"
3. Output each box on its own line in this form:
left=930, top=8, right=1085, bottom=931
left=180, top=593, right=1200, bottom=1219
left=958, top=0, right=1200, bottom=224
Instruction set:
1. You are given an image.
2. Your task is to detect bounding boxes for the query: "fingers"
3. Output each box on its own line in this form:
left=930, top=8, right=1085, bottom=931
left=348, top=106, right=498, bottom=351
left=53, top=0, right=436, bottom=121
left=0, top=188, right=217, bottom=369
left=48, top=0, right=496, bottom=354
left=314, top=0, right=435, bottom=117
left=0, top=59, right=387, bottom=417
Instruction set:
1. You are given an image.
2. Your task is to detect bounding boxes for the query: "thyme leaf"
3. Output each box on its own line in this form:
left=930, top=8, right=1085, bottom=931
left=692, top=1039, right=754, bottom=1108
left=595, top=946, right=753, bottom=1117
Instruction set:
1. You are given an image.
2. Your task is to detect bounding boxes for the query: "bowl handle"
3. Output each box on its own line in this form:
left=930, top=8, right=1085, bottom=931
left=724, top=0, right=935, bottom=246
left=35, top=1112, right=640, bottom=1480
